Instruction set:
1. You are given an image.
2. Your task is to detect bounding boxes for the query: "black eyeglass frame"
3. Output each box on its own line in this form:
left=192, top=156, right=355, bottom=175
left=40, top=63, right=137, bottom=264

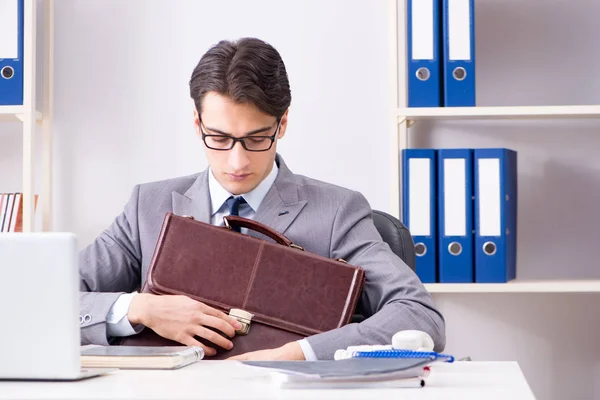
left=200, top=118, right=282, bottom=152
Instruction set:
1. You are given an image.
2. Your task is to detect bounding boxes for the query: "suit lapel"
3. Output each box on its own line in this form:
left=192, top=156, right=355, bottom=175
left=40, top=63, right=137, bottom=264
left=171, top=155, right=306, bottom=234
left=253, top=155, right=307, bottom=235
left=171, top=170, right=211, bottom=223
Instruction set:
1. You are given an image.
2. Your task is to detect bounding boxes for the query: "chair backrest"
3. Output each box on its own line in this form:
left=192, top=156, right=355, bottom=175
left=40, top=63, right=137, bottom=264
left=372, top=210, right=416, bottom=272
left=351, top=210, right=418, bottom=324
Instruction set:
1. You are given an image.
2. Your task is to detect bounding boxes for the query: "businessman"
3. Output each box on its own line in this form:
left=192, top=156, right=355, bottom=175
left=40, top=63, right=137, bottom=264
left=79, top=37, right=446, bottom=361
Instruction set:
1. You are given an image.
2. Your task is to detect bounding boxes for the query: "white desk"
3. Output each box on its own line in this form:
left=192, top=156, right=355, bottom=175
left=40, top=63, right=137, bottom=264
left=0, top=361, right=535, bottom=400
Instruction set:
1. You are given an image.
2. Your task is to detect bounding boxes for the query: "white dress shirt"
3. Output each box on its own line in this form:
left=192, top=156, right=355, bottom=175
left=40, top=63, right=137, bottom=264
left=106, top=161, right=318, bottom=360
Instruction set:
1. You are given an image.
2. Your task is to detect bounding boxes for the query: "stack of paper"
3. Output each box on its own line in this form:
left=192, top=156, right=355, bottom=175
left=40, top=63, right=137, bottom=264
left=241, top=358, right=432, bottom=389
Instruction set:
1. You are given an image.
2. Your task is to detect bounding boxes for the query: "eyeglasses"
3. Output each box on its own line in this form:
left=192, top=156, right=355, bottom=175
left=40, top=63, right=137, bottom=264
left=200, top=119, right=281, bottom=152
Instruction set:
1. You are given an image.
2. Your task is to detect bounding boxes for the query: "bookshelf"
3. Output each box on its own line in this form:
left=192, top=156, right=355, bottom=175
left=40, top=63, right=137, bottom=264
left=0, top=106, right=42, bottom=122
left=1, top=1, right=54, bottom=232
left=398, top=105, right=600, bottom=121
left=388, top=0, right=600, bottom=293
left=425, top=280, right=600, bottom=294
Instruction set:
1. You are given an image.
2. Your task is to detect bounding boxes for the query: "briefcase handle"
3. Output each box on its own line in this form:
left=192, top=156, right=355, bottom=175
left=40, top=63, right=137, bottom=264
left=223, top=215, right=304, bottom=250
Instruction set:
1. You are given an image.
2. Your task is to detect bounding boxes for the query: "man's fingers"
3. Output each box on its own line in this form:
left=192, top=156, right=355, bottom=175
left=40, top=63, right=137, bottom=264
left=227, top=353, right=248, bottom=360
left=226, top=350, right=269, bottom=361
left=197, top=303, right=243, bottom=330
left=190, top=325, right=234, bottom=350
left=195, top=314, right=237, bottom=338
left=177, top=335, right=217, bottom=357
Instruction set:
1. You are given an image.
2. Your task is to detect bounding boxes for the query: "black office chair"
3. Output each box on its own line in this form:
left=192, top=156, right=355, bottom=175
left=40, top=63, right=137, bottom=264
left=351, top=210, right=416, bottom=323
left=372, top=210, right=416, bottom=272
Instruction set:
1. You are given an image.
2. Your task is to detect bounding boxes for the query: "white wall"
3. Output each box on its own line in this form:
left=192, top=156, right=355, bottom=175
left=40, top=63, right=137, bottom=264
left=1, top=0, right=599, bottom=398
left=50, top=0, right=392, bottom=244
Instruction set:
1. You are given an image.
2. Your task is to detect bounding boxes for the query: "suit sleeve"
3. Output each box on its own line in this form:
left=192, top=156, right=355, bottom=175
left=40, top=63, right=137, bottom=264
left=79, top=185, right=143, bottom=345
left=304, top=191, right=446, bottom=359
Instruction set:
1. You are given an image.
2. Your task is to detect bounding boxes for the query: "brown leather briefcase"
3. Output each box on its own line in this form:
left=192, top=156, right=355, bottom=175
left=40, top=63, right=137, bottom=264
left=121, top=212, right=365, bottom=359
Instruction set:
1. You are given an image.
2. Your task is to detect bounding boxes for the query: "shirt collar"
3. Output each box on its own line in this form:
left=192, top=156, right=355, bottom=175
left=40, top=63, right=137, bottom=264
left=208, top=161, right=279, bottom=215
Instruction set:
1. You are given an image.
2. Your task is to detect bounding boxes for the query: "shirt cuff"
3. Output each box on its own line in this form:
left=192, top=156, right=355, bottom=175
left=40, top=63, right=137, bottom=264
left=106, top=292, right=144, bottom=337
left=297, top=338, right=318, bottom=361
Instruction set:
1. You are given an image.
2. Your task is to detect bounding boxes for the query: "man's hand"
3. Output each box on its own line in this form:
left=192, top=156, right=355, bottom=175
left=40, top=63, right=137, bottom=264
left=227, top=341, right=306, bottom=361
left=128, top=293, right=243, bottom=356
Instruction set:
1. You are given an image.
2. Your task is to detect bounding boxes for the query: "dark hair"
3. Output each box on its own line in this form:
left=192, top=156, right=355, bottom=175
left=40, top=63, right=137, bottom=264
left=189, top=38, right=291, bottom=119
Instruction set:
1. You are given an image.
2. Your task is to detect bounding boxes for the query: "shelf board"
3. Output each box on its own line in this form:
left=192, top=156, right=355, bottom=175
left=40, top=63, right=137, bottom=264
left=398, top=105, right=600, bottom=121
left=425, top=280, right=600, bottom=293
left=0, top=106, right=43, bottom=123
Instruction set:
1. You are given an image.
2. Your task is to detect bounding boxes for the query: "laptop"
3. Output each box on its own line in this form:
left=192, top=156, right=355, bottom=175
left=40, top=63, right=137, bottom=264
left=0, top=232, right=113, bottom=380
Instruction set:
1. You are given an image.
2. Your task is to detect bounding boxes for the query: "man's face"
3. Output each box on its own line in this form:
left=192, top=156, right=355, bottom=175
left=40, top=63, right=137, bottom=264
left=194, top=92, right=288, bottom=195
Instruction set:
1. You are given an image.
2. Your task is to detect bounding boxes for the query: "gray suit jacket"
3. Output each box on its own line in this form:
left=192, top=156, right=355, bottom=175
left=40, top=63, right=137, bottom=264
left=79, top=154, right=446, bottom=359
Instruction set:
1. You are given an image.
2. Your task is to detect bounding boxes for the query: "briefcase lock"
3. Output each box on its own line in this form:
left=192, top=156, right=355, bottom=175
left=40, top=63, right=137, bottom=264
left=229, top=308, right=254, bottom=335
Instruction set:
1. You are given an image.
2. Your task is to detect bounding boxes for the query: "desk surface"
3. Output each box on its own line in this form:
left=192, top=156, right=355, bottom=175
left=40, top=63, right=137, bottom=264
left=0, top=361, right=535, bottom=400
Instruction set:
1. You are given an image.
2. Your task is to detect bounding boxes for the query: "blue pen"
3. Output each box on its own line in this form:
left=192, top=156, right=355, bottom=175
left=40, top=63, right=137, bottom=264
left=351, top=349, right=455, bottom=363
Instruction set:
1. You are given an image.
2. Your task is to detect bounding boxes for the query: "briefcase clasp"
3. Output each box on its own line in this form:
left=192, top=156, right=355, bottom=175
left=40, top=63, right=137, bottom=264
left=229, top=308, right=254, bottom=335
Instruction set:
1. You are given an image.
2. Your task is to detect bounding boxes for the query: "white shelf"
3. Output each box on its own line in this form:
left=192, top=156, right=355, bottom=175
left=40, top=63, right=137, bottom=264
left=0, top=106, right=43, bottom=123
left=398, top=105, right=600, bottom=121
left=1, top=1, right=53, bottom=232
left=425, top=280, right=600, bottom=294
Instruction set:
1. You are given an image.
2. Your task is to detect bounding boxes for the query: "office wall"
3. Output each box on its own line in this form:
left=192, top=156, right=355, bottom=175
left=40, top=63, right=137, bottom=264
left=50, top=0, right=393, bottom=244
left=1, top=1, right=599, bottom=398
